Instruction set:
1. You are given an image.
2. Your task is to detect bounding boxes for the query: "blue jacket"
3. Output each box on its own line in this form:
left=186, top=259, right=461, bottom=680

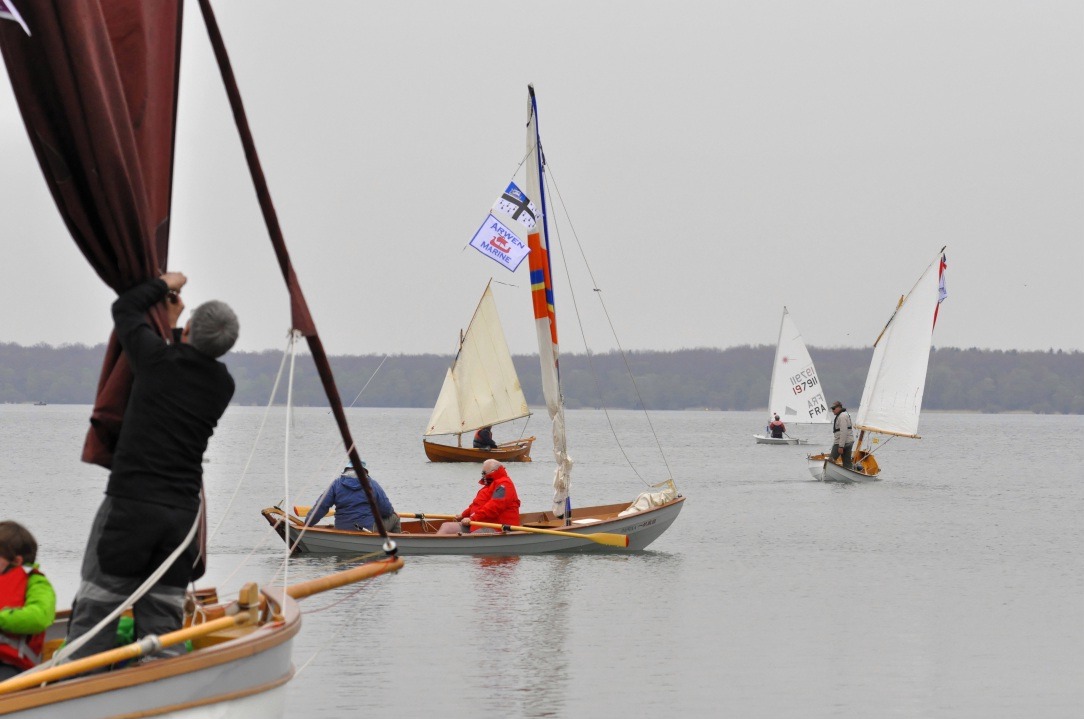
left=306, top=473, right=395, bottom=531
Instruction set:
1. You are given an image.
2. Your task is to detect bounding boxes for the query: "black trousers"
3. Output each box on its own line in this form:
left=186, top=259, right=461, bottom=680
left=64, top=496, right=199, bottom=662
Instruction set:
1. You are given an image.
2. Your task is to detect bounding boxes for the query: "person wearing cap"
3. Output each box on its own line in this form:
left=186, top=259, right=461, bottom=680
left=436, top=459, right=521, bottom=535
left=829, top=401, right=854, bottom=469
left=305, top=463, right=401, bottom=533
left=768, top=413, right=786, bottom=439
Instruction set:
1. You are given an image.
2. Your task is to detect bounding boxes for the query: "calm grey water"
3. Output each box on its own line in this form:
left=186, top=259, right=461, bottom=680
left=1, top=404, right=1081, bottom=718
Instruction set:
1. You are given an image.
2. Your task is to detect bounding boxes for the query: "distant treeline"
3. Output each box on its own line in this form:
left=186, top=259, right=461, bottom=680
left=2, top=342, right=1082, bottom=414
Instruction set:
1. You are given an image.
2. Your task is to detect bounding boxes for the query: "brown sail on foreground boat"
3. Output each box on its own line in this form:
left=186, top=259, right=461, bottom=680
left=0, top=1, right=401, bottom=715
left=422, top=281, right=534, bottom=463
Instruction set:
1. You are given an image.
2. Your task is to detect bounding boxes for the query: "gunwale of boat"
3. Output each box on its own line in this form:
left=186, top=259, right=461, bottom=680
left=262, top=496, right=685, bottom=555
left=808, top=452, right=882, bottom=483
left=753, top=434, right=807, bottom=445
left=0, top=591, right=300, bottom=716
left=422, top=437, right=534, bottom=463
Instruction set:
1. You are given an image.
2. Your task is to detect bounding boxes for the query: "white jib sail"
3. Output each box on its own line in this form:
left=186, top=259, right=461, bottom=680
left=526, top=85, right=573, bottom=517
left=424, top=283, right=530, bottom=437
left=854, top=248, right=946, bottom=438
left=768, top=307, right=830, bottom=424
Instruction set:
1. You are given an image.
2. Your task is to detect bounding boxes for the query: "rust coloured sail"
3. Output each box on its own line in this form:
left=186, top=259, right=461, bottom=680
left=0, top=0, right=184, bottom=466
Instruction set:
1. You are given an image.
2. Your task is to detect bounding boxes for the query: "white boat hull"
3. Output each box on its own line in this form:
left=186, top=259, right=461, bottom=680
left=1, top=597, right=299, bottom=719
left=821, top=459, right=881, bottom=483
left=806, top=454, right=827, bottom=480
left=263, top=497, right=685, bottom=556
left=754, top=434, right=809, bottom=445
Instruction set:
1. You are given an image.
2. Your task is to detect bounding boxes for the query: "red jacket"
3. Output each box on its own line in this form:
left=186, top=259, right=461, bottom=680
left=462, top=466, right=521, bottom=529
left=0, top=567, right=45, bottom=671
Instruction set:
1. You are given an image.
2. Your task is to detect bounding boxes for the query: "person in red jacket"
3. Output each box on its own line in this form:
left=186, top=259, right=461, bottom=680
left=436, top=459, right=521, bottom=534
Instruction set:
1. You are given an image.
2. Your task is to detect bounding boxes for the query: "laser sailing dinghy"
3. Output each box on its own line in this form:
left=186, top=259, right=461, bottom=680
left=754, top=307, right=830, bottom=445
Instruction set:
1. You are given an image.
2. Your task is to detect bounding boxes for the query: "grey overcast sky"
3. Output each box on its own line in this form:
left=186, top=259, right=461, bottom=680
left=1, top=1, right=1081, bottom=358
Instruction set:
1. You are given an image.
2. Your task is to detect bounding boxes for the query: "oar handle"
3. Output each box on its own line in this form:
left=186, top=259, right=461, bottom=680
left=398, top=513, right=629, bottom=548
left=466, top=520, right=629, bottom=548
left=0, top=584, right=262, bottom=695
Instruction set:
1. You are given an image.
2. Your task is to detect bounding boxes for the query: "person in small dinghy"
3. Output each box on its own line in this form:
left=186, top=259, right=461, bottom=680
left=0, top=521, right=56, bottom=681
left=304, top=463, right=401, bottom=533
left=830, top=400, right=854, bottom=469
left=472, top=425, right=498, bottom=450
left=768, top=414, right=786, bottom=439
left=436, top=459, right=521, bottom=534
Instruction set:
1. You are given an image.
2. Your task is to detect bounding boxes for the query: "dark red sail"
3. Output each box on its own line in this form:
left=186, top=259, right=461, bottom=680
left=0, top=0, right=184, bottom=466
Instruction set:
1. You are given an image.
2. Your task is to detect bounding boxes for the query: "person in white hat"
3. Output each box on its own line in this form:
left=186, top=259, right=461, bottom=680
left=436, top=459, right=521, bottom=535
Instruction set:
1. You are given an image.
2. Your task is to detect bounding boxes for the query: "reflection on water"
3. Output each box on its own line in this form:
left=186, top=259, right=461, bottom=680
left=1, top=405, right=1081, bottom=718
left=468, top=555, right=571, bottom=719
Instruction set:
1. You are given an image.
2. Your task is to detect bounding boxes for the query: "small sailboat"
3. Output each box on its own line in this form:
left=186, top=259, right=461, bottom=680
left=262, top=85, right=685, bottom=555
left=422, top=281, right=535, bottom=463
left=811, top=248, right=948, bottom=482
left=0, top=1, right=403, bottom=714
left=754, top=307, right=830, bottom=445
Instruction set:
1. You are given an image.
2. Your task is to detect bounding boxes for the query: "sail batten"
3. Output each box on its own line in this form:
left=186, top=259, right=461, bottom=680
left=854, top=248, right=946, bottom=438
left=767, top=307, right=830, bottom=424
left=424, top=284, right=530, bottom=437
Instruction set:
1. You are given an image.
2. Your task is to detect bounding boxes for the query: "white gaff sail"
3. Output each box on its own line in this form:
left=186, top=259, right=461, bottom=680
left=767, top=307, right=830, bottom=424
left=854, top=248, right=946, bottom=438
left=424, top=283, right=530, bottom=437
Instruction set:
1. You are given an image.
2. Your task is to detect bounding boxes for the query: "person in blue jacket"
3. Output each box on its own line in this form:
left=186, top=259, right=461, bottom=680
left=304, top=463, right=401, bottom=533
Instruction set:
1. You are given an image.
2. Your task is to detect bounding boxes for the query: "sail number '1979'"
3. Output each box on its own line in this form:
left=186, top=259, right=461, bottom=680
left=789, top=368, right=819, bottom=395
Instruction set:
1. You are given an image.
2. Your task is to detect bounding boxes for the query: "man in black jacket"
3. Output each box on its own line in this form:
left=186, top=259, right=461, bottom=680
left=65, top=272, right=237, bottom=661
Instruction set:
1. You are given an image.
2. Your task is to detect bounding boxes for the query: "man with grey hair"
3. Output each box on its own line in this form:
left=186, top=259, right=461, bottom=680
left=66, top=272, right=237, bottom=662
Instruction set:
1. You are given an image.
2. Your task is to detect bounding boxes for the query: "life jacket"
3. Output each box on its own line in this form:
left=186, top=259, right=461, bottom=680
left=464, top=466, right=521, bottom=529
left=0, top=567, right=46, bottom=671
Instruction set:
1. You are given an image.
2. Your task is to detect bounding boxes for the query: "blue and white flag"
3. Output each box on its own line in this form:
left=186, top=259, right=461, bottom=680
left=0, top=1, right=30, bottom=36
left=493, top=182, right=537, bottom=230
left=469, top=183, right=535, bottom=272
left=470, top=213, right=531, bottom=272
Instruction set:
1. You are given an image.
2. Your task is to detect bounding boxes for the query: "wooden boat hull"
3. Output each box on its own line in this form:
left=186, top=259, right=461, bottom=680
left=262, top=497, right=685, bottom=556
left=754, top=434, right=809, bottom=445
left=0, top=594, right=300, bottom=719
left=423, top=437, right=534, bottom=463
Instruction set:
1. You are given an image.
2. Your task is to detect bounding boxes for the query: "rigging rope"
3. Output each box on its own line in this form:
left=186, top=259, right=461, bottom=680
left=43, top=505, right=202, bottom=669
left=208, top=336, right=292, bottom=544
left=281, top=331, right=300, bottom=596
left=541, top=163, right=674, bottom=486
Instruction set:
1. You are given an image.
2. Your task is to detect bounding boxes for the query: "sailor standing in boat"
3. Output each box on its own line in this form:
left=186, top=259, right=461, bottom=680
left=829, top=401, right=854, bottom=469
left=64, top=272, right=238, bottom=662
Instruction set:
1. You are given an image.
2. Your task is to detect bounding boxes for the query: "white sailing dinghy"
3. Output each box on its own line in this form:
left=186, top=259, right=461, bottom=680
left=422, top=281, right=535, bottom=462
left=812, top=247, right=948, bottom=482
left=263, top=85, right=685, bottom=554
left=754, top=307, right=830, bottom=445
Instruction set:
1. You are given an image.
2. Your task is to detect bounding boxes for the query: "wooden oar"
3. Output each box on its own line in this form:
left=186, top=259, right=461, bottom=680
left=0, top=559, right=404, bottom=695
left=398, top=512, right=629, bottom=548
left=0, top=584, right=263, bottom=695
